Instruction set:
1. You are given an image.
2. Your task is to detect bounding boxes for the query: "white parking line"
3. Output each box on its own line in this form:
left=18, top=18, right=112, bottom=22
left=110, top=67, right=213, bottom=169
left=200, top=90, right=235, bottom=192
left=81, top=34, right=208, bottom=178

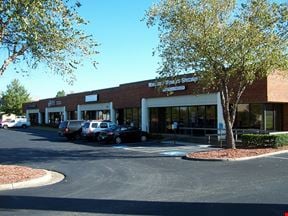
left=267, top=156, right=288, bottom=160
left=115, top=145, right=215, bottom=155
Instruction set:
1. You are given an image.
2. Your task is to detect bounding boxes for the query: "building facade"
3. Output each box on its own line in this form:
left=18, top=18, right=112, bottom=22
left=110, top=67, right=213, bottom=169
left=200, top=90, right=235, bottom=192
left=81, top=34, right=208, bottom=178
left=24, top=73, right=288, bottom=134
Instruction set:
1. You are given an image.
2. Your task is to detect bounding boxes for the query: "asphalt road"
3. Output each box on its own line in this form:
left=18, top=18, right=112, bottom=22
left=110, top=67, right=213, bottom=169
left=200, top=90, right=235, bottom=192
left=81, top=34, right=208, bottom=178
left=0, top=128, right=288, bottom=216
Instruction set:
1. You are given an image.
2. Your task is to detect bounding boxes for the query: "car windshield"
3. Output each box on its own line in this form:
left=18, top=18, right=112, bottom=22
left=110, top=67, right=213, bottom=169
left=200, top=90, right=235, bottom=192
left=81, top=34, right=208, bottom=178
left=59, top=121, right=68, bottom=128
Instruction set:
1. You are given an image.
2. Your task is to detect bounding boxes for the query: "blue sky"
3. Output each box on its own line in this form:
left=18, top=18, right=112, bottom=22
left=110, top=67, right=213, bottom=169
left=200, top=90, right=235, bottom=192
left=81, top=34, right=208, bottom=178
left=0, top=0, right=160, bottom=100
left=0, top=0, right=286, bottom=100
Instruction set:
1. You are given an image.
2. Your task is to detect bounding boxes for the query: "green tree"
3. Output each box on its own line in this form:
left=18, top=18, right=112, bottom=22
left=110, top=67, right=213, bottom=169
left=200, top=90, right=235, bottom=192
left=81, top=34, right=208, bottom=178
left=1, top=79, right=31, bottom=115
left=56, top=90, right=66, bottom=97
left=0, top=0, right=98, bottom=83
left=146, top=0, right=288, bottom=149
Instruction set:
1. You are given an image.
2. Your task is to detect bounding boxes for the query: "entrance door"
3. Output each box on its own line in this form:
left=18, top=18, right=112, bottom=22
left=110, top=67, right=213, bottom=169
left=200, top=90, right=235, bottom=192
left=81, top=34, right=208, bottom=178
left=117, top=109, right=124, bottom=125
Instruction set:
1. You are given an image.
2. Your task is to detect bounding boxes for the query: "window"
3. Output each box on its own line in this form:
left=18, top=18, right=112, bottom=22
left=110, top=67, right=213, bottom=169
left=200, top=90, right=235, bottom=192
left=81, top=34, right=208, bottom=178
left=100, top=122, right=108, bottom=128
left=91, top=123, right=98, bottom=128
left=205, top=105, right=216, bottom=128
left=250, top=104, right=262, bottom=129
left=236, top=104, right=250, bottom=128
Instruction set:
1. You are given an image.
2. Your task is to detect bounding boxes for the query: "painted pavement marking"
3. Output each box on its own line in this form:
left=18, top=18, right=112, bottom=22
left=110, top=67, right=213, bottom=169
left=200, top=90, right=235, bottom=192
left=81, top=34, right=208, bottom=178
left=112, top=143, right=216, bottom=156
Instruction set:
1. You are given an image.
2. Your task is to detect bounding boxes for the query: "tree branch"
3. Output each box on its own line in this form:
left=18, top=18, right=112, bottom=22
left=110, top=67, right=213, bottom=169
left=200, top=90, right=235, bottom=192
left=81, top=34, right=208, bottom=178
left=0, top=45, right=27, bottom=76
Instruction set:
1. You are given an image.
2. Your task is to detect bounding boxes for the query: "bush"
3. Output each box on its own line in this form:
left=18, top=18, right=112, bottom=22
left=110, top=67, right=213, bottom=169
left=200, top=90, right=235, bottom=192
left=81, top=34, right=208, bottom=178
left=241, top=134, right=288, bottom=148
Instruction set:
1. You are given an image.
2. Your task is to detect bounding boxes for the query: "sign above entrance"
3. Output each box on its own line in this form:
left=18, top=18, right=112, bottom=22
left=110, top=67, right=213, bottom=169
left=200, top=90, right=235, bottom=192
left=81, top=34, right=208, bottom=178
left=148, top=77, right=197, bottom=88
left=48, top=100, right=62, bottom=107
left=162, top=86, right=186, bottom=92
left=85, top=94, right=98, bottom=102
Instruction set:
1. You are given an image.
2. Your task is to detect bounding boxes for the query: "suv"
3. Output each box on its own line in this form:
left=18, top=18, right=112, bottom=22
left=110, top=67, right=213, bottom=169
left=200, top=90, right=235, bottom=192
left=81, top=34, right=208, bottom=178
left=81, top=120, right=117, bottom=140
left=1, top=117, right=31, bottom=129
left=58, top=120, right=85, bottom=140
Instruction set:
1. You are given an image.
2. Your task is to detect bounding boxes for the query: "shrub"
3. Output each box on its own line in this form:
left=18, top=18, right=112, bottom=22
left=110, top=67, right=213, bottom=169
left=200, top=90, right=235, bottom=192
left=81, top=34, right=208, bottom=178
left=241, top=134, right=288, bottom=148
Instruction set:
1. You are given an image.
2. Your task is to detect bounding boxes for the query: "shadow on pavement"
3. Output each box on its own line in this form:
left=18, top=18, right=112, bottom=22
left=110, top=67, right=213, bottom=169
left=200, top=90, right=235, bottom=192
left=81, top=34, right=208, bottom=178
left=0, top=147, right=170, bottom=164
left=0, top=195, right=287, bottom=216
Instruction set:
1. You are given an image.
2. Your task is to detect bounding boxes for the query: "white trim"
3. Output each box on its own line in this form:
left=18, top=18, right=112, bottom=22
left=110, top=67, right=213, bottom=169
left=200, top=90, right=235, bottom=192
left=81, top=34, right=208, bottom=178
left=45, top=106, right=66, bottom=124
left=146, top=93, right=218, bottom=107
left=26, top=109, right=41, bottom=124
left=78, top=103, right=111, bottom=111
left=141, top=98, right=149, bottom=132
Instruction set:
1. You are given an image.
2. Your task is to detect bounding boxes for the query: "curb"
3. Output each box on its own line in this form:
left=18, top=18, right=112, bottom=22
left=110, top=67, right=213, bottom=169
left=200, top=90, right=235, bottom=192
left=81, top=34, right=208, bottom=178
left=183, top=149, right=288, bottom=162
left=0, top=170, right=64, bottom=191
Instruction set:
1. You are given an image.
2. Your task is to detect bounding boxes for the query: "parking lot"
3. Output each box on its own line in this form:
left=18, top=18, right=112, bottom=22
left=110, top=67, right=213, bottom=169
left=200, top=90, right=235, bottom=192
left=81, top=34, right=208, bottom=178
left=0, top=128, right=288, bottom=216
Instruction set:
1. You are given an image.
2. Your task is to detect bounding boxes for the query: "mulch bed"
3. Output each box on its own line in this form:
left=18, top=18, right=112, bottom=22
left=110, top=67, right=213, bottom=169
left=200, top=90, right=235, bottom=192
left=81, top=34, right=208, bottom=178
left=0, top=165, right=46, bottom=184
left=186, top=146, right=288, bottom=160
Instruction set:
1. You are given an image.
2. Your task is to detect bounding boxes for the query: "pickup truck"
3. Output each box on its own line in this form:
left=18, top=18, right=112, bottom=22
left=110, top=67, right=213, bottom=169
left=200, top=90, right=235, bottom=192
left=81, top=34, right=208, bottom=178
left=1, top=118, right=31, bottom=129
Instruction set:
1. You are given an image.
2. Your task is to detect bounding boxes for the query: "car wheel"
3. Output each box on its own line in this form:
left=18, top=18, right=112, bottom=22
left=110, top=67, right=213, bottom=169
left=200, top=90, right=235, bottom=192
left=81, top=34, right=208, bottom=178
left=140, top=135, right=147, bottom=142
left=115, top=137, right=122, bottom=144
left=22, top=124, right=27, bottom=129
left=3, top=125, right=8, bottom=129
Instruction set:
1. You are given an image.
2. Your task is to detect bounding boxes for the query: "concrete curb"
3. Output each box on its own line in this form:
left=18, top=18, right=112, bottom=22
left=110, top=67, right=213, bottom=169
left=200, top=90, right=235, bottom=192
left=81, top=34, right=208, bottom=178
left=0, top=170, right=65, bottom=191
left=183, top=149, right=288, bottom=162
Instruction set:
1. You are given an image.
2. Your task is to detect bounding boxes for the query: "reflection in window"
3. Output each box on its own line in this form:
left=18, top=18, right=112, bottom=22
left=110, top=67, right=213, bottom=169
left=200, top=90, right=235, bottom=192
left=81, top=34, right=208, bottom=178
left=189, top=107, right=197, bottom=127
left=236, top=104, right=250, bottom=128
left=197, top=106, right=205, bottom=128
left=206, top=105, right=216, bottom=128
left=250, top=104, right=262, bottom=129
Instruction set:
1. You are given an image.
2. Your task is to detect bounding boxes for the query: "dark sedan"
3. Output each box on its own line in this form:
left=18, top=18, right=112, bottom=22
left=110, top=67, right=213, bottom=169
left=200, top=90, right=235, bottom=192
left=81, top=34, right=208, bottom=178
left=98, top=125, right=148, bottom=144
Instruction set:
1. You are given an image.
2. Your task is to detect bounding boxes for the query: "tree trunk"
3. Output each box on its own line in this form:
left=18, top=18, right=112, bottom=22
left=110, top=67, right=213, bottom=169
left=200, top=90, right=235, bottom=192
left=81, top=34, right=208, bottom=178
left=220, top=89, right=236, bottom=149
left=224, top=117, right=236, bottom=149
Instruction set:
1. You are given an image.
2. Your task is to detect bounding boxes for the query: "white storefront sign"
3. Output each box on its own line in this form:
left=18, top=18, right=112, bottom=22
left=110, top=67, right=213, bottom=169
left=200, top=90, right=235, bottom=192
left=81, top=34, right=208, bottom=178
left=148, top=77, right=197, bottom=88
left=85, top=94, right=98, bottom=102
left=162, top=86, right=186, bottom=92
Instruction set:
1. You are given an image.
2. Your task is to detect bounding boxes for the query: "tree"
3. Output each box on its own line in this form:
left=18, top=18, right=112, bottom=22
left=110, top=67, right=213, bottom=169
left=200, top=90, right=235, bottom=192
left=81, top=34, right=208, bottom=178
left=1, top=79, right=31, bottom=115
left=56, top=90, right=66, bottom=97
left=146, top=0, right=288, bottom=149
left=0, top=0, right=98, bottom=83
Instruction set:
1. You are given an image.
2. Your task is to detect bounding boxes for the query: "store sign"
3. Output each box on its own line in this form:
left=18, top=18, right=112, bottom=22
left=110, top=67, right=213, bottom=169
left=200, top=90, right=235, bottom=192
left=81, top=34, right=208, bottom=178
left=48, top=100, right=62, bottom=107
left=162, top=86, right=186, bottom=92
left=26, top=104, right=37, bottom=109
left=148, top=77, right=197, bottom=88
left=85, top=94, right=98, bottom=102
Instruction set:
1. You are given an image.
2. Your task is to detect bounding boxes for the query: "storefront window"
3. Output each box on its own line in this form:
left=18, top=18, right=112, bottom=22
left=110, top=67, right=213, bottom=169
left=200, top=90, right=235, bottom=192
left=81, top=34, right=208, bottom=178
left=197, top=106, right=205, bottom=128
left=150, top=108, right=158, bottom=133
left=179, top=107, right=188, bottom=127
left=165, top=107, right=172, bottom=132
left=171, top=107, right=179, bottom=123
left=206, top=105, right=216, bottom=128
left=236, top=104, right=250, bottom=128
left=189, top=107, right=197, bottom=127
left=265, top=104, right=274, bottom=130
left=250, top=104, right=262, bottom=129
left=124, top=108, right=139, bottom=127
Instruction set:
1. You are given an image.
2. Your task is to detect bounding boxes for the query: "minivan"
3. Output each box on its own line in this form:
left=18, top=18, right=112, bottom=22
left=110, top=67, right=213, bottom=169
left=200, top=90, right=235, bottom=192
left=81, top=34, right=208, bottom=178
left=58, top=120, right=85, bottom=140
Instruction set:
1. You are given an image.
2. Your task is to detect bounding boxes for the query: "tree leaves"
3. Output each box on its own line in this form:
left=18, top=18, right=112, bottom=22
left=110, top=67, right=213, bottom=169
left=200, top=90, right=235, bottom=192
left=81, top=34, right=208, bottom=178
left=0, top=0, right=98, bottom=83
left=146, top=0, right=288, bottom=148
left=0, top=79, right=31, bottom=115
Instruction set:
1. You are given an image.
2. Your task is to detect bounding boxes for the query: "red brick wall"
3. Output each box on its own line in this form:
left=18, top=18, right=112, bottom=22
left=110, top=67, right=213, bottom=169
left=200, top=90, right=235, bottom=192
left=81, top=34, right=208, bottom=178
left=267, top=71, right=288, bottom=102
left=25, top=73, right=288, bottom=113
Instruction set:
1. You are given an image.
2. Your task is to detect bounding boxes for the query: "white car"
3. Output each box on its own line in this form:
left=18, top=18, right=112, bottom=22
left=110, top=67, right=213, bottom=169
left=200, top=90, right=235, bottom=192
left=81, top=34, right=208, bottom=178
left=81, top=120, right=117, bottom=140
left=1, top=118, right=31, bottom=129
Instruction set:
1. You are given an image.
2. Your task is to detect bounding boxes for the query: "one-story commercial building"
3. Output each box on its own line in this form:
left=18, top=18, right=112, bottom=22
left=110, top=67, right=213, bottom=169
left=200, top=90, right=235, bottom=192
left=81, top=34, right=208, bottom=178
left=24, top=72, right=288, bottom=135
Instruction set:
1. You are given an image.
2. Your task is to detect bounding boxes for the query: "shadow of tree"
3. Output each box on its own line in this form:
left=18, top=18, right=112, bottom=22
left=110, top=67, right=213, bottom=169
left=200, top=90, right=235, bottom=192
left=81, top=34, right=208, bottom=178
left=0, top=196, right=287, bottom=216
left=0, top=147, right=169, bottom=165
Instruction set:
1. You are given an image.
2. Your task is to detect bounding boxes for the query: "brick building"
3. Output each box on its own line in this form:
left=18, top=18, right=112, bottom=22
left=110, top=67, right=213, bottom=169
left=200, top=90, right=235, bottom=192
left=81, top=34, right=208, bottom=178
left=24, top=72, right=288, bottom=134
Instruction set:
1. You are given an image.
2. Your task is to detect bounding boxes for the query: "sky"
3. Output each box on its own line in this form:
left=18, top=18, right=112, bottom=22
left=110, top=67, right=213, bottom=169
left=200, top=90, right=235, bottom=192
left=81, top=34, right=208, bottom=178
left=0, top=0, right=160, bottom=100
left=0, top=0, right=286, bottom=100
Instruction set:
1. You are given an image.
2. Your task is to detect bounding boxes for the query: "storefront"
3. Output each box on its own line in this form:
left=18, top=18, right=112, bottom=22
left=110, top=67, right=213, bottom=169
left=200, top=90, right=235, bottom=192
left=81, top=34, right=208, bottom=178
left=24, top=73, right=288, bottom=134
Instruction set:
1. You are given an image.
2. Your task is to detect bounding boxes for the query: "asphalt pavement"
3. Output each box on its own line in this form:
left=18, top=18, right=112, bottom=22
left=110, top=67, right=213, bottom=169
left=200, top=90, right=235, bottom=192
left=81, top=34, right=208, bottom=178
left=0, top=127, right=288, bottom=216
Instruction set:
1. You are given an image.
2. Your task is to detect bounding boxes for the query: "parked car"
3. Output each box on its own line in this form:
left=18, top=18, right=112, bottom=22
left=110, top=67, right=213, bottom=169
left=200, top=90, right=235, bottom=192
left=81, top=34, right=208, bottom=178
left=81, top=120, right=117, bottom=140
left=1, top=117, right=31, bottom=129
left=58, top=120, right=85, bottom=140
left=98, top=125, right=148, bottom=144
